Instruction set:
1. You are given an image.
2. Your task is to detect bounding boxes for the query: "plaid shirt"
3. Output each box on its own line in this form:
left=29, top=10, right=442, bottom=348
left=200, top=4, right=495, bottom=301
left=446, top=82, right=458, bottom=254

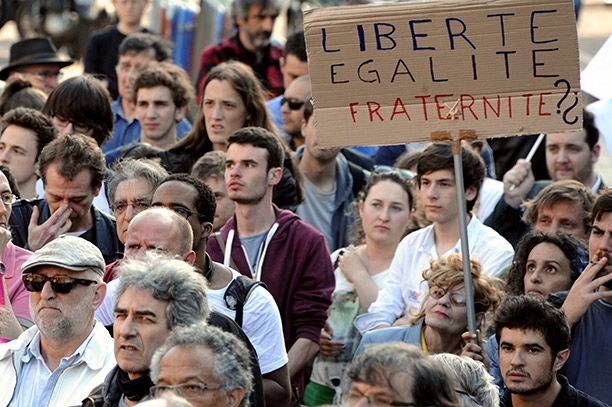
left=196, top=34, right=284, bottom=102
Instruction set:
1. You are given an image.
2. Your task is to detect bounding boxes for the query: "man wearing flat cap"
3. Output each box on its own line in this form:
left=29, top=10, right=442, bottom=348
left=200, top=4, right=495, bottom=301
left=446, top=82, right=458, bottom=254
left=0, top=235, right=115, bottom=407
left=0, top=37, right=73, bottom=94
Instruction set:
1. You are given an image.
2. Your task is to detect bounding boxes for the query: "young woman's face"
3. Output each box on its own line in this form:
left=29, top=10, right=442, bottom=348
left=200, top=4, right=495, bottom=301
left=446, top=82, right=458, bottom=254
left=202, top=79, right=247, bottom=151
left=359, top=180, right=411, bottom=246
left=523, top=242, right=573, bottom=296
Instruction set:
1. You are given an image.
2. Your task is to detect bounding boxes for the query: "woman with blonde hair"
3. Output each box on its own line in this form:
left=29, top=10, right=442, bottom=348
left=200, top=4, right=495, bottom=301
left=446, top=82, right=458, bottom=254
left=356, top=253, right=501, bottom=356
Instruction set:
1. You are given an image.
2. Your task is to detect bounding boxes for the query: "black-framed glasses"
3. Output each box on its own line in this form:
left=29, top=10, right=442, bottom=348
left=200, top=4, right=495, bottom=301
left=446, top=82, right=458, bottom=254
left=23, top=273, right=97, bottom=294
left=281, top=97, right=306, bottom=110
left=19, top=70, right=62, bottom=80
left=51, top=113, right=92, bottom=135
left=110, top=199, right=151, bottom=216
left=429, top=286, right=466, bottom=306
left=150, top=383, right=225, bottom=399
left=0, top=192, right=16, bottom=206
left=152, top=203, right=195, bottom=220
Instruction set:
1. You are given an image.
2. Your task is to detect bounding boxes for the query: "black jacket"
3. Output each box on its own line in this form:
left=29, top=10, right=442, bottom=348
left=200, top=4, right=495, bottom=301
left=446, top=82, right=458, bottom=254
left=501, top=375, right=610, bottom=407
left=9, top=198, right=122, bottom=264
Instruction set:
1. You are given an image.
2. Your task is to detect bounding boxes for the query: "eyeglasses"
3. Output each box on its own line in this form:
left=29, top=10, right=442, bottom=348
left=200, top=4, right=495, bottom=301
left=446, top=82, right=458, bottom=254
left=0, top=192, right=16, bottom=206
left=110, top=199, right=151, bottom=216
left=19, top=70, right=62, bottom=80
left=429, top=286, right=466, bottom=306
left=150, top=383, right=225, bottom=399
left=343, top=391, right=419, bottom=407
left=152, top=203, right=195, bottom=220
left=281, top=97, right=306, bottom=110
left=51, top=114, right=92, bottom=135
left=23, top=273, right=97, bottom=294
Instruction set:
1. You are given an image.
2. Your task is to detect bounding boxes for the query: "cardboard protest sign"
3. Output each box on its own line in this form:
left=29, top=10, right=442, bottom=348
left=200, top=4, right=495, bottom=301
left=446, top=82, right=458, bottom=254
left=303, top=0, right=581, bottom=147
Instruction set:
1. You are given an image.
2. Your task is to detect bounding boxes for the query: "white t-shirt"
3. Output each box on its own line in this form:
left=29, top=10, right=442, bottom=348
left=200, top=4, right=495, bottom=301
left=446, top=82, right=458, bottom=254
left=95, top=269, right=288, bottom=375
left=207, top=268, right=288, bottom=374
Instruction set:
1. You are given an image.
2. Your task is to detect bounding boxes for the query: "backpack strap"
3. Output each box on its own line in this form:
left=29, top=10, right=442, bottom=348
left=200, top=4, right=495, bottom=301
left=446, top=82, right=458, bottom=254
left=224, top=275, right=267, bottom=327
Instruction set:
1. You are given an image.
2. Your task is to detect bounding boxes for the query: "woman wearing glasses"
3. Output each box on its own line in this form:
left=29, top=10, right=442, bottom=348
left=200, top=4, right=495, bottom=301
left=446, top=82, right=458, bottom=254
left=160, top=61, right=302, bottom=210
left=355, top=254, right=501, bottom=359
left=304, top=171, right=413, bottom=406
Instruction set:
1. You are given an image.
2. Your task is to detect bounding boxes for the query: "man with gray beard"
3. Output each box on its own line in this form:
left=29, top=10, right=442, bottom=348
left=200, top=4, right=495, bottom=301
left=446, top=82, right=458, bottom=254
left=0, top=235, right=115, bottom=407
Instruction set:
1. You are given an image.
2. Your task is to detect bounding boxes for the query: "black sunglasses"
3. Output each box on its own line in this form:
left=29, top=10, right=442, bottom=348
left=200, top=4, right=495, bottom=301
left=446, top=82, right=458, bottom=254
left=281, top=97, right=306, bottom=110
left=23, top=273, right=97, bottom=294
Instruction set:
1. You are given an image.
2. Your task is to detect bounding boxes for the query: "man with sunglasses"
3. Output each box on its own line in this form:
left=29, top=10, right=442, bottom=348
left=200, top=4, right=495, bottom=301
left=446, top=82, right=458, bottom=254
left=0, top=235, right=115, bottom=407
left=280, top=74, right=310, bottom=150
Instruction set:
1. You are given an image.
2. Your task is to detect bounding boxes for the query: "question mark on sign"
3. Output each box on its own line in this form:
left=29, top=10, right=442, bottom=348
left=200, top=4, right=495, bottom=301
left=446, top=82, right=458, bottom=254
left=554, top=79, right=579, bottom=125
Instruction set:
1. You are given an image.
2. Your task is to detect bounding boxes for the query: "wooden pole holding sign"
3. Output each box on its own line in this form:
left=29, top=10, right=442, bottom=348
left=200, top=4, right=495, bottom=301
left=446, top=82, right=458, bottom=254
left=304, top=0, right=582, bottom=336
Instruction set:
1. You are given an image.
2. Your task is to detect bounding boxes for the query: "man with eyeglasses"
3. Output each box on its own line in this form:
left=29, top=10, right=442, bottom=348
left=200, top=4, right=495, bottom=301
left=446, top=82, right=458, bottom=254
left=0, top=235, right=115, bottom=407
left=281, top=74, right=310, bottom=150
left=150, top=174, right=291, bottom=406
left=150, top=322, right=253, bottom=407
left=341, top=342, right=459, bottom=407
left=101, top=33, right=192, bottom=157
left=0, top=38, right=73, bottom=95
left=296, top=98, right=369, bottom=252
left=86, top=248, right=266, bottom=407
left=103, top=158, right=168, bottom=282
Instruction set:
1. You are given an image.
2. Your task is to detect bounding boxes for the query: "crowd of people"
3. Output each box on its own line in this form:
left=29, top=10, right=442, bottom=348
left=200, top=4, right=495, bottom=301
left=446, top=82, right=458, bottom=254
left=0, top=0, right=611, bottom=406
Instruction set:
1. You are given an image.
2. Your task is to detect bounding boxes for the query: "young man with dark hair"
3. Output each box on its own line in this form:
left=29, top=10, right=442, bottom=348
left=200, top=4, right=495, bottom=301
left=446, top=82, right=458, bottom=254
left=206, top=126, right=334, bottom=399
left=102, top=33, right=191, bottom=155
left=9, top=134, right=121, bottom=264
left=84, top=0, right=150, bottom=99
left=495, top=295, right=607, bottom=407
left=559, top=190, right=612, bottom=405
left=356, top=142, right=513, bottom=332
left=0, top=107, right=58, bottom=198
left=196, top=0, right=283, bottom=101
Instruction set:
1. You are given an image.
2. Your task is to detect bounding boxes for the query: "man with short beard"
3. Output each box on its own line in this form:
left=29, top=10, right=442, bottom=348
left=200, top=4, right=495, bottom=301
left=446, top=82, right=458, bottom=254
left=560, top=189, right=612, bottom=405
left=0, top=235, right=115, bottom=407
left=496, top=295, right=607, bottom=407
left=195, top=0, right=283, bottom=101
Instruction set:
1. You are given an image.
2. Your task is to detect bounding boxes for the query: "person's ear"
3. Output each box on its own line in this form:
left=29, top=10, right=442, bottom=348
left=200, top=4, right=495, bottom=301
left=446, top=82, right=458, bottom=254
left=92, top=282, right=107, bottom=310
left=280, top=56, right=286, bottom=73
left=553, top=348, right=570, bottom=372
left=183, top=250, right=197, bottom=265
left=591, top=143, right=601, bottom=163
left=225, top=387, right=245, bottom=407
left=465, top=185, right=477, bottom=202
left=175, top=106, right=186, bottom=123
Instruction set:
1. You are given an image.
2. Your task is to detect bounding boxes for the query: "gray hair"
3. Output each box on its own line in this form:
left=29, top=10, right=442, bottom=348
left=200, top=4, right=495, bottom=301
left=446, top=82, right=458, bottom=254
left=107, top=158, right=168, bottom=205
left=115, top=252, right=209, bottom=330
left=432, top=354, right=499, bottom=407
left=150, top=323, right=253, bottom=407
left=345, top=343, right=459, bottom=407
left=231, top=0, right=280, bottom=21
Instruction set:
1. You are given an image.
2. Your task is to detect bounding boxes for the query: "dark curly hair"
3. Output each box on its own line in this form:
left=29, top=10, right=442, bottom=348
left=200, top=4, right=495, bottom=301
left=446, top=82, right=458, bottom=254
left=506, top=231, right=587, bottom=296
